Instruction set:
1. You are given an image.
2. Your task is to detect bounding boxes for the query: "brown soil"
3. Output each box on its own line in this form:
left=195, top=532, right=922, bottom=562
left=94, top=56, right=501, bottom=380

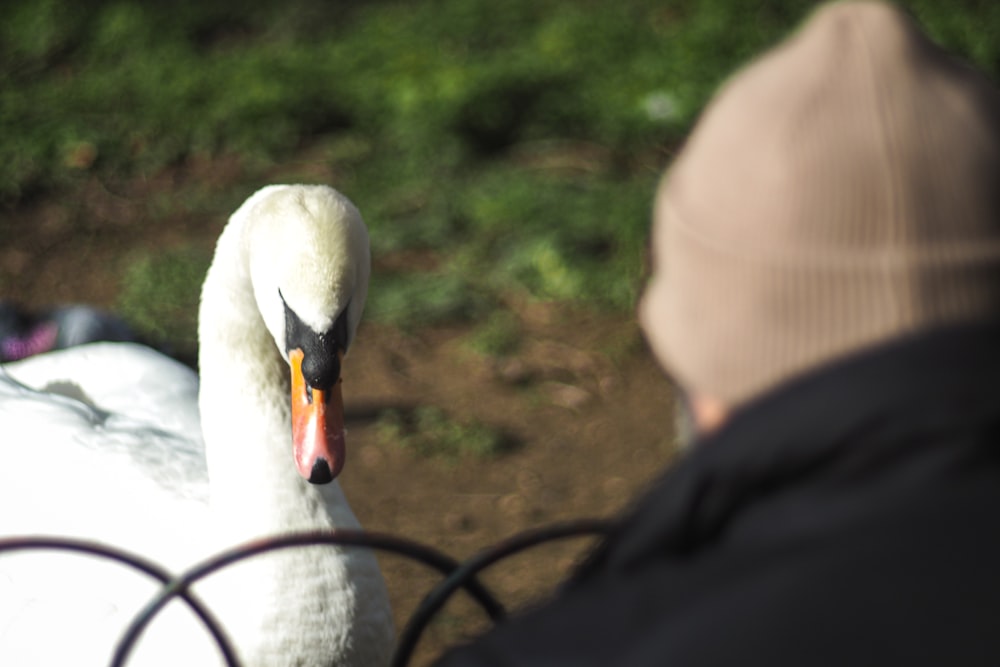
left=1, top=160, right=679, bottom=665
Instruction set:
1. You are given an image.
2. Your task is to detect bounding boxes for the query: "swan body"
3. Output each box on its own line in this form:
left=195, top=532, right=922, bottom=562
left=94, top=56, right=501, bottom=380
left=0, top=185, right=394, bottom=666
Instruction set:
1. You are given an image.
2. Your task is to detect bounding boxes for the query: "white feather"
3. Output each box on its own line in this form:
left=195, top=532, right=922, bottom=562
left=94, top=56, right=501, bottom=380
left=0, top=185, right=394, bottom=666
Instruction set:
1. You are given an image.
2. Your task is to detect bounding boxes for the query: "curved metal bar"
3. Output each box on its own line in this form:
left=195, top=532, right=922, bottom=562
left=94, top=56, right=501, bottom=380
left=0, top=535, right=240, bottom=667
left=112, top=529, right=505, bottom=667
left=391, top=519, right=614, bottom=667
left=2, top=523, right=613, bottom=667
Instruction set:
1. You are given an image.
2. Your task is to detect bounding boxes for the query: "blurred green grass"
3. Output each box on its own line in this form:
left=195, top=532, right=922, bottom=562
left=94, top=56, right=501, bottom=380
left=3, top=0, right=997, bottom=344
left=375, top=405, right=512, bottom=460
left=116, top=244, right=210, bottom=355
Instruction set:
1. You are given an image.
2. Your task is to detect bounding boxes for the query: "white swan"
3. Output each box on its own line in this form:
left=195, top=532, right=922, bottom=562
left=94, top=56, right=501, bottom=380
left=0, top=185, right=394, bottom=666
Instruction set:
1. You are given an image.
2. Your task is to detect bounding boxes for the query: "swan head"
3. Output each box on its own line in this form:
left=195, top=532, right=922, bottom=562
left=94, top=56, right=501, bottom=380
left=240, top=184, right=370, bottom=484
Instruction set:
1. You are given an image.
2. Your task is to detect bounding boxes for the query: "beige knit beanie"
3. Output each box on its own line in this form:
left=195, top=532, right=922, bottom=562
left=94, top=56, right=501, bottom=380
left=640, top=0, right=1000, bottom=407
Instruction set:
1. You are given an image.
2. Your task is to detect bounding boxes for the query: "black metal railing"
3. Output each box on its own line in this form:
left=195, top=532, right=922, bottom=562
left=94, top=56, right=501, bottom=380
left=0, top=519, right=612, bottom=666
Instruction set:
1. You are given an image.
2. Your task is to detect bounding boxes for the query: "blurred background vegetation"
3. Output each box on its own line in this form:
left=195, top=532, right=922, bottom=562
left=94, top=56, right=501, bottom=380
left=2, top=0, right=997, bottom=353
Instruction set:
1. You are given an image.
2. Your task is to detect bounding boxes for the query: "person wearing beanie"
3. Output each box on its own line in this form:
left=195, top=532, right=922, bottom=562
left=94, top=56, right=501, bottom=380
left=438, top=2, right=1000, bottom=665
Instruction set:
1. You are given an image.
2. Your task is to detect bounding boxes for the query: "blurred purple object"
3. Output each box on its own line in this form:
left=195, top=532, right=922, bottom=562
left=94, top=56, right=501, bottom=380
left=0, top=302, right=137, bottom=362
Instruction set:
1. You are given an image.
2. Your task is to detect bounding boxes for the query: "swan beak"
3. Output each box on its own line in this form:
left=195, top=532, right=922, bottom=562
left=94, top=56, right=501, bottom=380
left=289, top=348, right=346, bottom=484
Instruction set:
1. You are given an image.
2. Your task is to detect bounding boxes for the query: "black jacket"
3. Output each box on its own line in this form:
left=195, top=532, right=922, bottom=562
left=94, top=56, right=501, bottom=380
left=438, top=322, right=1000, bottom=666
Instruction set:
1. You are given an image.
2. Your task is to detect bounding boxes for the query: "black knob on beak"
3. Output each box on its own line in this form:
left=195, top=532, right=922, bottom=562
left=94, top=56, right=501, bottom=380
left=308, top=457, right=334, bottom=485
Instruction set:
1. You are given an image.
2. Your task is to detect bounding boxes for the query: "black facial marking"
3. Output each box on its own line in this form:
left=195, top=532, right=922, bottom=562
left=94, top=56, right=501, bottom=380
left=281, top=290, right=351, bottom=391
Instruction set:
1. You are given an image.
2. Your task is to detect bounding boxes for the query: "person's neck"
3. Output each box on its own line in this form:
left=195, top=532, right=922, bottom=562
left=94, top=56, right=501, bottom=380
left=690, top=393, right=729, bottom=436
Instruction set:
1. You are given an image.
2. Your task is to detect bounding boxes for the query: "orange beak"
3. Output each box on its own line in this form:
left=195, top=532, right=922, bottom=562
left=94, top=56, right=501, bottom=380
left=289, top=348, right=346, bottom=484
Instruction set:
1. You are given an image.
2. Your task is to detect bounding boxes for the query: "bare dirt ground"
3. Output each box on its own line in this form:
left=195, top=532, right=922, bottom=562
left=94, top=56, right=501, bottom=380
left=1, top=162, right=678, bottom=665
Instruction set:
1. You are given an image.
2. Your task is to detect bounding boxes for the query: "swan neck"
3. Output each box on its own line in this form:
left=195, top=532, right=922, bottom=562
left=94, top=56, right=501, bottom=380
left=197, top=217, right=348, bottom=538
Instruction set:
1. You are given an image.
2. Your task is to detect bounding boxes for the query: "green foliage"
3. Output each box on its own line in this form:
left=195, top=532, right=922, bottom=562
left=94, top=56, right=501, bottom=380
left=116, top=246, right=211, bottom=356
left=453, top=166, right=655, bottom=309
left=3, top=0, right=997, bottom=338
left=465, top=311, right=522, bottom=357
left=367, top=270, right=494, bottom=330
left=375, top=406, right=510, bottom=460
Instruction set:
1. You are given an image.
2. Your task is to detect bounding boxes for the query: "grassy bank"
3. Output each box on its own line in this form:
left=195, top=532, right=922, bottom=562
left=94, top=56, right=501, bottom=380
left=3, top=0, right=996, bottom=344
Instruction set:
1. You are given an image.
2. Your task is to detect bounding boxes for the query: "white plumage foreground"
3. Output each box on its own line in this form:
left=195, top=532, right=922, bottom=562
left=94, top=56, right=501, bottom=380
left=0, top=185, right=395, bottom=666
